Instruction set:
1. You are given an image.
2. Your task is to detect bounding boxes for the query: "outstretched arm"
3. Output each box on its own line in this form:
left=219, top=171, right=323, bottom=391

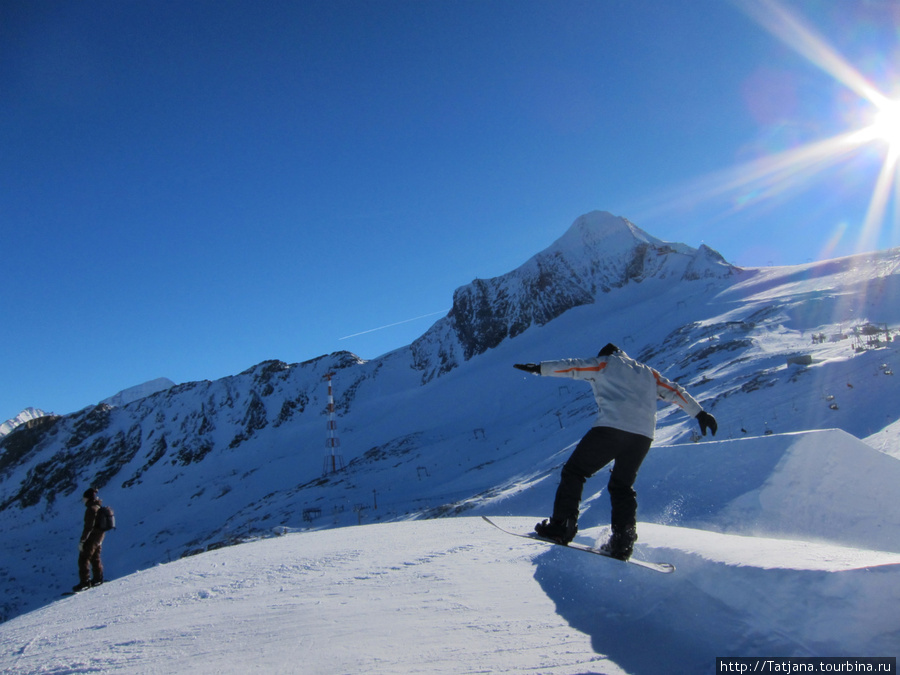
left=653, top=369, right=717, bottom=437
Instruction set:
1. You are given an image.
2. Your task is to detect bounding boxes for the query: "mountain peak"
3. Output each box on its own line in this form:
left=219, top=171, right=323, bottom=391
left=560, top=210, right=654, bottom=244
left=410, top=212, right=737, bottom=380
left=550, top=211, right=691, bottom=260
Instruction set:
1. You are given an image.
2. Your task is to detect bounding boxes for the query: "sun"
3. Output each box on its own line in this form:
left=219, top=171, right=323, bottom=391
left=868, top=101, right=900, bottom=152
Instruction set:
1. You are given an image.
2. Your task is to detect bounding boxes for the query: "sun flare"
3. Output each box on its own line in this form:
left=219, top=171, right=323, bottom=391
left=697, top=0, right=900, bottom=256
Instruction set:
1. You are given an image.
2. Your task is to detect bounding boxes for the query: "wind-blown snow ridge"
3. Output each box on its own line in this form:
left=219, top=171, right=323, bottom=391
left=641, top=523, right=900, bottom=571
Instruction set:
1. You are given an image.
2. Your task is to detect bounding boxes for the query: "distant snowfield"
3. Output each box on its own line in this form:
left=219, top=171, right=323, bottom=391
left=1, top=516, right=898, bottom=675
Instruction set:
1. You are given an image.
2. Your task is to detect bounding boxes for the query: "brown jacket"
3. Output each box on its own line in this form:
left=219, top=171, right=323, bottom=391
left=81, top=499, right=106, bottom=550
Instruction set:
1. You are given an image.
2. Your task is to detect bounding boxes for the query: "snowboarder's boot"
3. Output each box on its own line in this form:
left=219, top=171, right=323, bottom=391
left=91, top=578, right=104, bottom=588
left=72, top=582, right=91, bottom=592
left=534, top=517, right=578, bottom=545
left=600, top=527, right=637, bottom=560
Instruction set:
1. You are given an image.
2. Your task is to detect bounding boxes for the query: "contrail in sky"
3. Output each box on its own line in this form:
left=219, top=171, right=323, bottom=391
left=339, top=309, right=450, bottom=340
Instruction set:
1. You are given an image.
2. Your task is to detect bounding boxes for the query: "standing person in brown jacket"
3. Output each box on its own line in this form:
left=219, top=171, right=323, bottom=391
left=74, top=487, right=105, bottom=592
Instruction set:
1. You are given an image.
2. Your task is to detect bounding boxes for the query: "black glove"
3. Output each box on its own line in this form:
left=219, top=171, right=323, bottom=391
left=696, top=411, right=718, bottom=437
left=514, top=363, right=541, bottom=375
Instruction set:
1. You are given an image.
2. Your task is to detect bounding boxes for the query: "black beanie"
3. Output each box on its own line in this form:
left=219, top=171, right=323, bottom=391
left=597, top=343, right=620, bottom=357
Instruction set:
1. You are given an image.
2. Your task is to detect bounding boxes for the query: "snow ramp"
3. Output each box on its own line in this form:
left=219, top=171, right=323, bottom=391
left=625, top=429, right=900, bottom=553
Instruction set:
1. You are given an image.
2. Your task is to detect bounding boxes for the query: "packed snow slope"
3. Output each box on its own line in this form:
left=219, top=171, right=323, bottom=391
left=1, top=212, right=899, bottom=662
left=0, top=511, right=898, bottom=674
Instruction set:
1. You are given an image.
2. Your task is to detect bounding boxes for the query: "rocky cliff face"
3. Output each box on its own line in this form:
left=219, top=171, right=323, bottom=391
left=410, top=211, right=737, bottom=381
left=0, top=352, right=367, bottom=512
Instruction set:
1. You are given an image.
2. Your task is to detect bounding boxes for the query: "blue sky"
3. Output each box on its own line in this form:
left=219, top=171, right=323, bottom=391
left=2, top=0, right=899, bottom=423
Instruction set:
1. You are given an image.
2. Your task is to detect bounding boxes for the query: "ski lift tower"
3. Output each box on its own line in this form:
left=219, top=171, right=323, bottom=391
left=322, top=372, right=345, bottom=474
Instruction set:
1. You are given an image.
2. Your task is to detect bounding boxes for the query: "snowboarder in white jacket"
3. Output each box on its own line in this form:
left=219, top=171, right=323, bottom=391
left=514, top=343, right=717, bottom=559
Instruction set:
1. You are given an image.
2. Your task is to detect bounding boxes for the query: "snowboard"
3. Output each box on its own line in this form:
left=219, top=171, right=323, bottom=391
left=62, top=582, right=103, bottom=596
left=482, top=516, right=675, bottom=573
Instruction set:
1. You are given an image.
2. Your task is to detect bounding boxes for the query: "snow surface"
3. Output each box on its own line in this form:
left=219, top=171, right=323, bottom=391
left=865, top=417, right=900, bottom=459
left=0, top=515, right=897, bottom=674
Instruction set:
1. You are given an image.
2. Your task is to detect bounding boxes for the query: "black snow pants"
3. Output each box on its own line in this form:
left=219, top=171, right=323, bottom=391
left=551, top=426, right=652, bottom=534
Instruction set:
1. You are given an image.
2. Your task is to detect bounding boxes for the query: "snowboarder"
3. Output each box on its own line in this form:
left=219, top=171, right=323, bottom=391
left=514, top=343, right=717, bottom=559
left=74, top=487, right=106, bottom=591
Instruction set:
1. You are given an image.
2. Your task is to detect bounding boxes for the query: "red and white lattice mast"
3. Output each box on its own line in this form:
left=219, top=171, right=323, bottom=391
left=322, top=372, right=344, bottom=474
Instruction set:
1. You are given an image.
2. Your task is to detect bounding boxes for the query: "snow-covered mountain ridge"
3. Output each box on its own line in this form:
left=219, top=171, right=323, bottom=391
left=1, top=211, right=898, bottom=641
left=100, top=377, right=176, bottom=408
left=0, top=407, right=48, bottom=440
left=1, top=378, right=176, bottom=442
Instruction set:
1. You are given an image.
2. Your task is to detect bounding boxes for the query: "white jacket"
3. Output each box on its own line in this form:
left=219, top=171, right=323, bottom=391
left=540, top=350, right=703, bottom=439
